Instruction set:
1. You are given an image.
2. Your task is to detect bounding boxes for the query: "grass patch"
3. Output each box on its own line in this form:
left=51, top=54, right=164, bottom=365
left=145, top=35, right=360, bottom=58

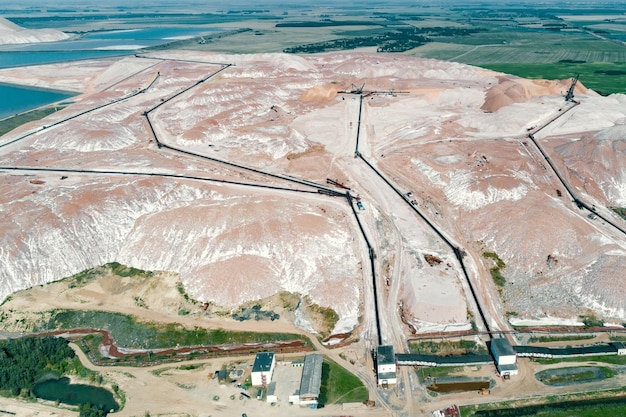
left=461, top=392, right=626, bottom=417
left=609, top=206, right=626, bottom=220
left=65, top=262, right=153, bottom=289
left=416, top=366, right=464, bottom=384
left=410, top=339, right=487, bottom=355
left=178, top=363, right=203, bottom=371
left=45, top=309, right=309, bottom=350
left=482, top=251, right=506, bottom=287
left=0, top=106, right=63, bottom=137
left=476, top=62, right=626, bottom=95
left=536, top=354, right=626, bottom=366
left=305, top=297, right=339, bottom=338
left=580, top=313, right=604, bottom=328
left=528, top=334, right=595, bottom=343
left=483, top=252, right=505, bottom=269
left=108, top=262, right=152, bottom=278
left=176, top=282, right=197, bottom=305
left=319, top=359, right=368, bottom=405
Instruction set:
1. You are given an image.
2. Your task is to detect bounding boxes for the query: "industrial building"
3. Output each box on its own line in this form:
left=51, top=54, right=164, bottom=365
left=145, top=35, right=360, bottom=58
left=490, top=338, right=518, bottom=377
left=265, top=381, right=277, bottom=403
left=251, top=352, right=275, bottom=386
left=298, top=353, right=323, bottom=406
left=376, top=345, right=397, bottom=386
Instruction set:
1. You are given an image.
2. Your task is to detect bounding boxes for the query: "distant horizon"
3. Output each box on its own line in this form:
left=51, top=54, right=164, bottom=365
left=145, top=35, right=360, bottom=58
left=2, top=0, right=626, bottom=10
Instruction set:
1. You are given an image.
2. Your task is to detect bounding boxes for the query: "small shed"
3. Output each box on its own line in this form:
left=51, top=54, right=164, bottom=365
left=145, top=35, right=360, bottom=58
left=265, top=381, right=277, bottom=403
left=215, top=369, right=227, bottom=383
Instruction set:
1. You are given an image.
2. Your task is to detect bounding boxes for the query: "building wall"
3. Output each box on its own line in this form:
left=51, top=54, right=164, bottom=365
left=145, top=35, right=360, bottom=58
left=378, top=363, right=396, bottom=374
left=496, top=354, right=516, bottom=366
left=497, top=366, right=519, bottom=377
left=251, top=371, right=268, bottom=386
left=299, top=398, right=318, bottom=406
left=378, top=376, right=397, bottom=385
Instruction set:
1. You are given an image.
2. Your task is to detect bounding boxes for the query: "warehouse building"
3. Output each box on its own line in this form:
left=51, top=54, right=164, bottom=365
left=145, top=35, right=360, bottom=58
left=251, top=352, right=275, bottom=386
left=298, top=353, right=323, bottom=406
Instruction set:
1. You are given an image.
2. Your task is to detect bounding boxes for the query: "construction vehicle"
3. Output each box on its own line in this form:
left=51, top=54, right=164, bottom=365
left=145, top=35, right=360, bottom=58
left=565, top=75, right=579, bottom=102
left=339, top=82, right=365, bottom=94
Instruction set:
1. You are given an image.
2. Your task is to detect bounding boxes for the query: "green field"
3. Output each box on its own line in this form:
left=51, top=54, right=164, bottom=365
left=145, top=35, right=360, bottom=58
left=462, top=395, right=626, bottom=417
left=536, top=354, right=626, bottom=366
left=50, top=2, right=619, bottom=95
left=477, top=62, right=626, bottom=96
left=416, top=366, right=465, bottom=384
left=0, top=106, right=62, bottom=137
left=528, top=334, right=595, bottom=343
left=410, top=339, right=488, bottom=355
left=318, top=359, right=368, bottom=405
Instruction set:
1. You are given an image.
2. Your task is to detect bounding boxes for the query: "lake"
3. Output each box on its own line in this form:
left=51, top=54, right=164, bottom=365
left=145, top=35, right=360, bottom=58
left=0, top=26, right=223, bottom=69
left=0, top=50, right=131, bottom=69
left=0, top=83, right=76, bottom=119
left=33, top=377, right=119, bottom=411
left=0, top=24, right=222, bottom=120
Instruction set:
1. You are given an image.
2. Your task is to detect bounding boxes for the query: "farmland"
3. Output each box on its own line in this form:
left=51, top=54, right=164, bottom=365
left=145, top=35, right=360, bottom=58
left=177, top=1, right=626, bottom=94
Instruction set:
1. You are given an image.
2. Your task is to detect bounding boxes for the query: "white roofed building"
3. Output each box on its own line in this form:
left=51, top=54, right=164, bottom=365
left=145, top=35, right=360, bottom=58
left=376, top=345, right=397, bottom=386
left=490, top=338, right=518, bottom=376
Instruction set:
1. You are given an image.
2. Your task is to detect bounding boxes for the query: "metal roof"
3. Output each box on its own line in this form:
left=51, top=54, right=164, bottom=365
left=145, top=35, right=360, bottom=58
left=377, top=345, right=395, bottom=365
left=514, top=343, right=617, bottom=358
left=252, top=352, right=274, bottom=373
left=266, top=381, right=276, bottom=396
left=490, top=338, right=516, bottom=357
left=299, top=353, right=323, bottom=398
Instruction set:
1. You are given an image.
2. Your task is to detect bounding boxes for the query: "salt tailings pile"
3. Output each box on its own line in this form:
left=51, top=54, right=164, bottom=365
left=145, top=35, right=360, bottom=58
left=0, top=51, right=624, bottom=336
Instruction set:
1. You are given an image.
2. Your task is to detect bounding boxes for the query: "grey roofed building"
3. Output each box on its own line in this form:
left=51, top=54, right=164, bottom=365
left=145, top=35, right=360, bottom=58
left=299, top=353, right=323, bottom=401
left=265, top=381, right=277, bottom=403
left=491, top=338, right=516, bottom=358
left=515, top=343, right=619, bottom=358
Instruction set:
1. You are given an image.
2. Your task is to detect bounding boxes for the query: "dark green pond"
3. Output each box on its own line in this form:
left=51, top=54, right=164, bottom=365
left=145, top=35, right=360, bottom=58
left=33, top=377, right=119, bottom=411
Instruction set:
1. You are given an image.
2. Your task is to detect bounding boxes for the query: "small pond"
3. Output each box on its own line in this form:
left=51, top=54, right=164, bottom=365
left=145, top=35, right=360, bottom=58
left=535, top=366, right=613, bottom=386
left=33, top=377, right=119, bottom=411
left=427, top=380, right=490, bottom=393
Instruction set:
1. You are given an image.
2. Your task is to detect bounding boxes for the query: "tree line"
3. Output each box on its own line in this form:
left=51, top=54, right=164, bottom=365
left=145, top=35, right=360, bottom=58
left=284, top=27, right=482, bottom=54
left=0, top=336, right=75, bottom=396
